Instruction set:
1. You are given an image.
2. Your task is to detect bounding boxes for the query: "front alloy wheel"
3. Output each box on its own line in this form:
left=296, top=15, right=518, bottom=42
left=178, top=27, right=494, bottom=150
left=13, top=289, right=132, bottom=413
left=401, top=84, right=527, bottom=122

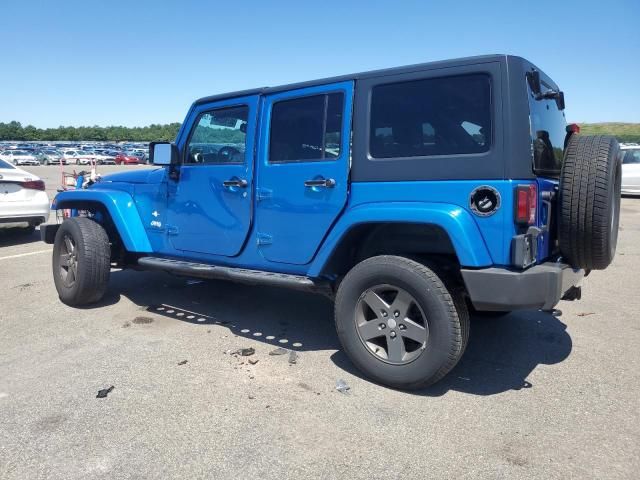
left=52, top=217, right=111, bottom=306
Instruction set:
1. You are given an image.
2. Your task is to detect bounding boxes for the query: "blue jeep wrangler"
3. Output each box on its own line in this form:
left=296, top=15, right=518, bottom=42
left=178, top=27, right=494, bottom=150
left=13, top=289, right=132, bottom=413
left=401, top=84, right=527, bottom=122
left=43, top=55, right=621, bottom=389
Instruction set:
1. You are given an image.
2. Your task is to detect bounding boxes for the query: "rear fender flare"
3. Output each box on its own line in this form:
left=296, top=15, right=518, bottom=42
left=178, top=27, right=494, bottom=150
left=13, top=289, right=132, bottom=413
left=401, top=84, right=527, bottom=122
left=308, top=202, right=493, bottom=276
left=52, top=190, right=152, bottom=252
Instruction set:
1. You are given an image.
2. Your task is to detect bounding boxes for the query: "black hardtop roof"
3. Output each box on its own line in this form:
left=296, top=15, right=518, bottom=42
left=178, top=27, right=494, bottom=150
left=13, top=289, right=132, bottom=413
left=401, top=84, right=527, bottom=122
left=193, top=54, right=527, bottom=106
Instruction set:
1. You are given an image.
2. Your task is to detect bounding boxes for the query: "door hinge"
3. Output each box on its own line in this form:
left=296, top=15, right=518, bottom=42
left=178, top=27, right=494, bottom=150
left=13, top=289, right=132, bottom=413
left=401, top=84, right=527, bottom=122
left=256, top=188, right=272, bottom=202
left=166, top=225, right=179, bottom=236
left=256, top=233, right=272, bottom=246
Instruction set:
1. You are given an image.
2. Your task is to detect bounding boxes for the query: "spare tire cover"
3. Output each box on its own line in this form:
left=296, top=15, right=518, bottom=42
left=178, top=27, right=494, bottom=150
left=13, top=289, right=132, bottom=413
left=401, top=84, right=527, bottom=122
left=558, top=135, right=621, bottom=270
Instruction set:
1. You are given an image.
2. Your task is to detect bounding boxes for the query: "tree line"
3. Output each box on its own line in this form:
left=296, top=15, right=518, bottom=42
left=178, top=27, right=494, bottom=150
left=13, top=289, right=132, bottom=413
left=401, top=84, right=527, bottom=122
left=1, top=120, right=639, bottom=144
left=0, top=121, right=181, bottom=142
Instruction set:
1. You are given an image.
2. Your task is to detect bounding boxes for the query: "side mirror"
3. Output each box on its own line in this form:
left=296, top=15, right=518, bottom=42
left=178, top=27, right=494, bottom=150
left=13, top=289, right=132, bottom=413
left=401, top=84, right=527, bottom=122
left=149, top=142, right=179, bottom=166
left=526, top=70, right=541, bottom=95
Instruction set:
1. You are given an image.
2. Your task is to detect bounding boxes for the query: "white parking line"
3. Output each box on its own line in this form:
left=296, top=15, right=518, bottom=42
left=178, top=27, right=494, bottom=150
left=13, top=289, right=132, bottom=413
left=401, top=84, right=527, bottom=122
left=0, top=249, right=51, bottom=261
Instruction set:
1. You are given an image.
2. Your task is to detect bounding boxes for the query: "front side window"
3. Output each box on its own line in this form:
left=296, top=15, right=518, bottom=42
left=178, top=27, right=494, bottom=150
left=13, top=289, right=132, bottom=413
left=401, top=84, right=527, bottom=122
left=370, top=74, right=492, bottom=159
left=269, top=92, right=344, bottom=163
left=186, top=105, right=248, bottom=164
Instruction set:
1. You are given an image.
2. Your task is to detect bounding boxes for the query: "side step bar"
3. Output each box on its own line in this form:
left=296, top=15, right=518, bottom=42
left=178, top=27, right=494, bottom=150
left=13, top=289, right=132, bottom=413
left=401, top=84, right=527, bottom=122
left=137, top=256, right=332, bottom=295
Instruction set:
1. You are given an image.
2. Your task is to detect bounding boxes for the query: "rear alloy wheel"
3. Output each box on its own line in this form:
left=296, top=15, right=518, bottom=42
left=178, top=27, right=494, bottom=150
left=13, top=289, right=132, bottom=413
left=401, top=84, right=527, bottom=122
left=355, top=284, right=429, bottom=365
left=52, top=217, right=111, bottom=306
left=335, top=255, right=469, bottom=390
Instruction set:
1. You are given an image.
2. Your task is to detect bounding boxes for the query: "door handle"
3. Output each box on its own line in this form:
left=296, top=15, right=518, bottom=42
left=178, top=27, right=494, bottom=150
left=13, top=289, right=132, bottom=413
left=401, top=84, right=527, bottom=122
left=304, top=178, right=336, bottom=188
left=223, top=178, right=248, bottom=188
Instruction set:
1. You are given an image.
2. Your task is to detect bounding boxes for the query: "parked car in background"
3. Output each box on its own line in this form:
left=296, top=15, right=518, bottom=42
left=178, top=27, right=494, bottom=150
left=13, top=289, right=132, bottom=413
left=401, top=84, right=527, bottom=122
left=61, top=150, right=96, bottom=165
left=36, top=149, right=66, bottom=165
left=115, top=152, right=140, bottom=165
left=0, top=149, right=40, bottom=166
left=126, top=149, right=148, bottom=164
left=91, top=151, right=117, bottom=165
left=0, top=158, right=49, bottom=233
left=621, top=144, right=640, bottom=195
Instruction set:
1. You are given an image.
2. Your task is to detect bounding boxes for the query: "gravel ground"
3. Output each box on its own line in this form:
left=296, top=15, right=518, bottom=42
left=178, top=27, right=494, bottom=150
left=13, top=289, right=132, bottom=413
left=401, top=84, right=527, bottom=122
left=1, top=165, right=639, bottom=479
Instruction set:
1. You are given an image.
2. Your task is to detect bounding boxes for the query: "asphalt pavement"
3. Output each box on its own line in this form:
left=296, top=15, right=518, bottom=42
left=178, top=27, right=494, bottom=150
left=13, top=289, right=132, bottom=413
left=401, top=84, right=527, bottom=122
left=1, top=165, right=638, bottom=479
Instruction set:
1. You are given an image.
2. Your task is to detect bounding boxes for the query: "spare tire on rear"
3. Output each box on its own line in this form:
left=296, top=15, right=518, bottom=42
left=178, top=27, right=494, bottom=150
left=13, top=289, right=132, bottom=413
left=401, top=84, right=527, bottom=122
left=559, top=135, right=621, bottom=270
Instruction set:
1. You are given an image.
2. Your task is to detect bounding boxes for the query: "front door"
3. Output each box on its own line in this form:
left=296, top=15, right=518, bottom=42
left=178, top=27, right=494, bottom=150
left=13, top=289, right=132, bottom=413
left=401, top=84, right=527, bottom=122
left=255, top=82, right=353, bottom=265
left=166, top=95, right=258, bottom=256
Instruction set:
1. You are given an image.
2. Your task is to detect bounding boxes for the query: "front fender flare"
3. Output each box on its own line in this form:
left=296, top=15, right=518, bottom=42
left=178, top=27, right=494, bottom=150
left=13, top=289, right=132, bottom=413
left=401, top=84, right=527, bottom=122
left=308, top=202, right=493, bottom=276
left=52, top=190, right=152, bottom=252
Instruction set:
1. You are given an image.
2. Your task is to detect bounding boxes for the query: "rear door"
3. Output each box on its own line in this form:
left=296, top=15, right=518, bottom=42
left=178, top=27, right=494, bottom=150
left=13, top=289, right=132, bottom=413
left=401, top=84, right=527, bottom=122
left=166, top=95, right=258, bottom=256
left=255, top=81, right=353, bottom=265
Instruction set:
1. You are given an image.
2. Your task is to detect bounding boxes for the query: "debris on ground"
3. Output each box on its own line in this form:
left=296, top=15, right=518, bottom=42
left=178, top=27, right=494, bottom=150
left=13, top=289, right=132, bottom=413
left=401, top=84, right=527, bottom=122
left=122, top=321, right=131, bottom=328
left=248, top=394, right=255, bottom=400
left=248, top=358, right=259, bottom=365
left=335, top=379, right=350, bottom=394
left=232, top=347, right=255, bottom=356
left=269, top=347, right=288, bottom=356
left=96, top=386, right=115, bottom=398
left=288, top=351, right=298, bottom=365
left=132, top=316, right=154, bottom=325
left=577, top=312, right=596, bottom=317
left=177, top=360, right=188, bottom=366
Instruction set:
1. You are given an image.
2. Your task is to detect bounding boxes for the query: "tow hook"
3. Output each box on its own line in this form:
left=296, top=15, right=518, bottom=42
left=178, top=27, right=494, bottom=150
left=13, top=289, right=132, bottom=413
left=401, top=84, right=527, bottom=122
left=561, top=286, right=582, bottom=301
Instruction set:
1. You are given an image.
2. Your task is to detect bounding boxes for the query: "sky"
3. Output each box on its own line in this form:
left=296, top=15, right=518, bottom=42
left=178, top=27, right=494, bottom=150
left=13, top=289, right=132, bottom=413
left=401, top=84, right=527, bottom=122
left=1, top=0, right=638, bottom=128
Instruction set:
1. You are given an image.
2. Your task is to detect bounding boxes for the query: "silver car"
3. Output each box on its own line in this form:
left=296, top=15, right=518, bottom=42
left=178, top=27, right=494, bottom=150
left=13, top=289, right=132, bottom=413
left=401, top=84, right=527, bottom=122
left=621, top=144, right=640, bottom=196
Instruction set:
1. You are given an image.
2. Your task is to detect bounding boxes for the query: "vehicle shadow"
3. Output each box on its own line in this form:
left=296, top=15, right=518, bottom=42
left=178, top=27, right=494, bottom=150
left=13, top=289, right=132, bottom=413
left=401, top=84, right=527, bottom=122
left=109, top=269, right=339, bottom=352
left=0, top=226, right=41, bottom=247
left=331, top=309, right=572, bottom=396
left=107, top=269, right=572, bottom=395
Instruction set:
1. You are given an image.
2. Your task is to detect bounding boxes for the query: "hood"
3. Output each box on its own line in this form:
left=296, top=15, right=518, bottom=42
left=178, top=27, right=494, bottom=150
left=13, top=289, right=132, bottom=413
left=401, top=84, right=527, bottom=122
left=100, top=168, right=164, bottom=184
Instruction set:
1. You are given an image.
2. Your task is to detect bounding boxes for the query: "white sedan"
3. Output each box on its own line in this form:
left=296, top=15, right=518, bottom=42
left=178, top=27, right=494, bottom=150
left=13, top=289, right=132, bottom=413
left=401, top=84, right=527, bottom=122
left=0, top=149, right=40, bottom=166
left=61, top=150, right=97, bottom=165
left=621, top=145, right=640, bottom=196
left=0, top=159, right=50, bottom=232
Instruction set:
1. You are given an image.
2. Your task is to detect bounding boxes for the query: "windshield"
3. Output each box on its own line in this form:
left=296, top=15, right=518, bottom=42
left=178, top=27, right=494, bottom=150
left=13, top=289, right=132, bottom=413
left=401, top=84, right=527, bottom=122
left=622, top=148, right=640, bottom=164
left=528, top=79, right=567, bottom=177
left=0, top=159, right=15, bottom=169
left=13, top=150, right=29, bottom=156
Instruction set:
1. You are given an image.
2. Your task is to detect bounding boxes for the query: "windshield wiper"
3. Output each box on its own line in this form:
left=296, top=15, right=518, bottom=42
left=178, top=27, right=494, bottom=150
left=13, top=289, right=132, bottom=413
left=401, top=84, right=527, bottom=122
left=535, top=89, right=565, bottom=110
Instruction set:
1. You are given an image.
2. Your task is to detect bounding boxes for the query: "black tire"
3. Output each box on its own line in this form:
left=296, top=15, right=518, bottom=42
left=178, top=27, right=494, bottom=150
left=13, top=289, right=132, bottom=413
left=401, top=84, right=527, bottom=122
left=559, top=135, right=622, bottom=270
left=335, top=255, right=469, bottom=390
left=52, top=217, right=111, bottom=306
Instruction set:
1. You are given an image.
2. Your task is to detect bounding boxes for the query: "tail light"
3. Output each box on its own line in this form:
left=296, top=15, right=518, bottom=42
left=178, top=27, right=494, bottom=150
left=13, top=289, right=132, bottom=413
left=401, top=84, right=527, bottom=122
left=566, top=123, right=580, bottom=134
left=515, top=184, right=537, bottom=225
left=22, top=180, right=45, bottom=191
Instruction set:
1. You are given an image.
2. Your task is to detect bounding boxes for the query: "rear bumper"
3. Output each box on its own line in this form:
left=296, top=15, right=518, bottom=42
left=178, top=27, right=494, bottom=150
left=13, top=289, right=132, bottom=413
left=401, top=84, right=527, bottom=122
left=0, top=193, right=50, bottom=225
left=461, top=262, right=584, bottom=311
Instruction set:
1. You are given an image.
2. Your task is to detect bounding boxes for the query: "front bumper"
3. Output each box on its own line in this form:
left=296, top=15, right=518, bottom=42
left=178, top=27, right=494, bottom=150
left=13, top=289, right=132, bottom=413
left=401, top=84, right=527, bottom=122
left=461, top=262, right=584, bottom=311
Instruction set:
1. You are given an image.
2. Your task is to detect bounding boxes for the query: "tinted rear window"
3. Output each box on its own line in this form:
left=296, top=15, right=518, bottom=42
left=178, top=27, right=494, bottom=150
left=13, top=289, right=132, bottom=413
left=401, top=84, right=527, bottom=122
left=528, top=80, right=567, bottom=176
left=369, top=74, right=492, bottom=159
left=269, top=93, right=344, bottom=163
